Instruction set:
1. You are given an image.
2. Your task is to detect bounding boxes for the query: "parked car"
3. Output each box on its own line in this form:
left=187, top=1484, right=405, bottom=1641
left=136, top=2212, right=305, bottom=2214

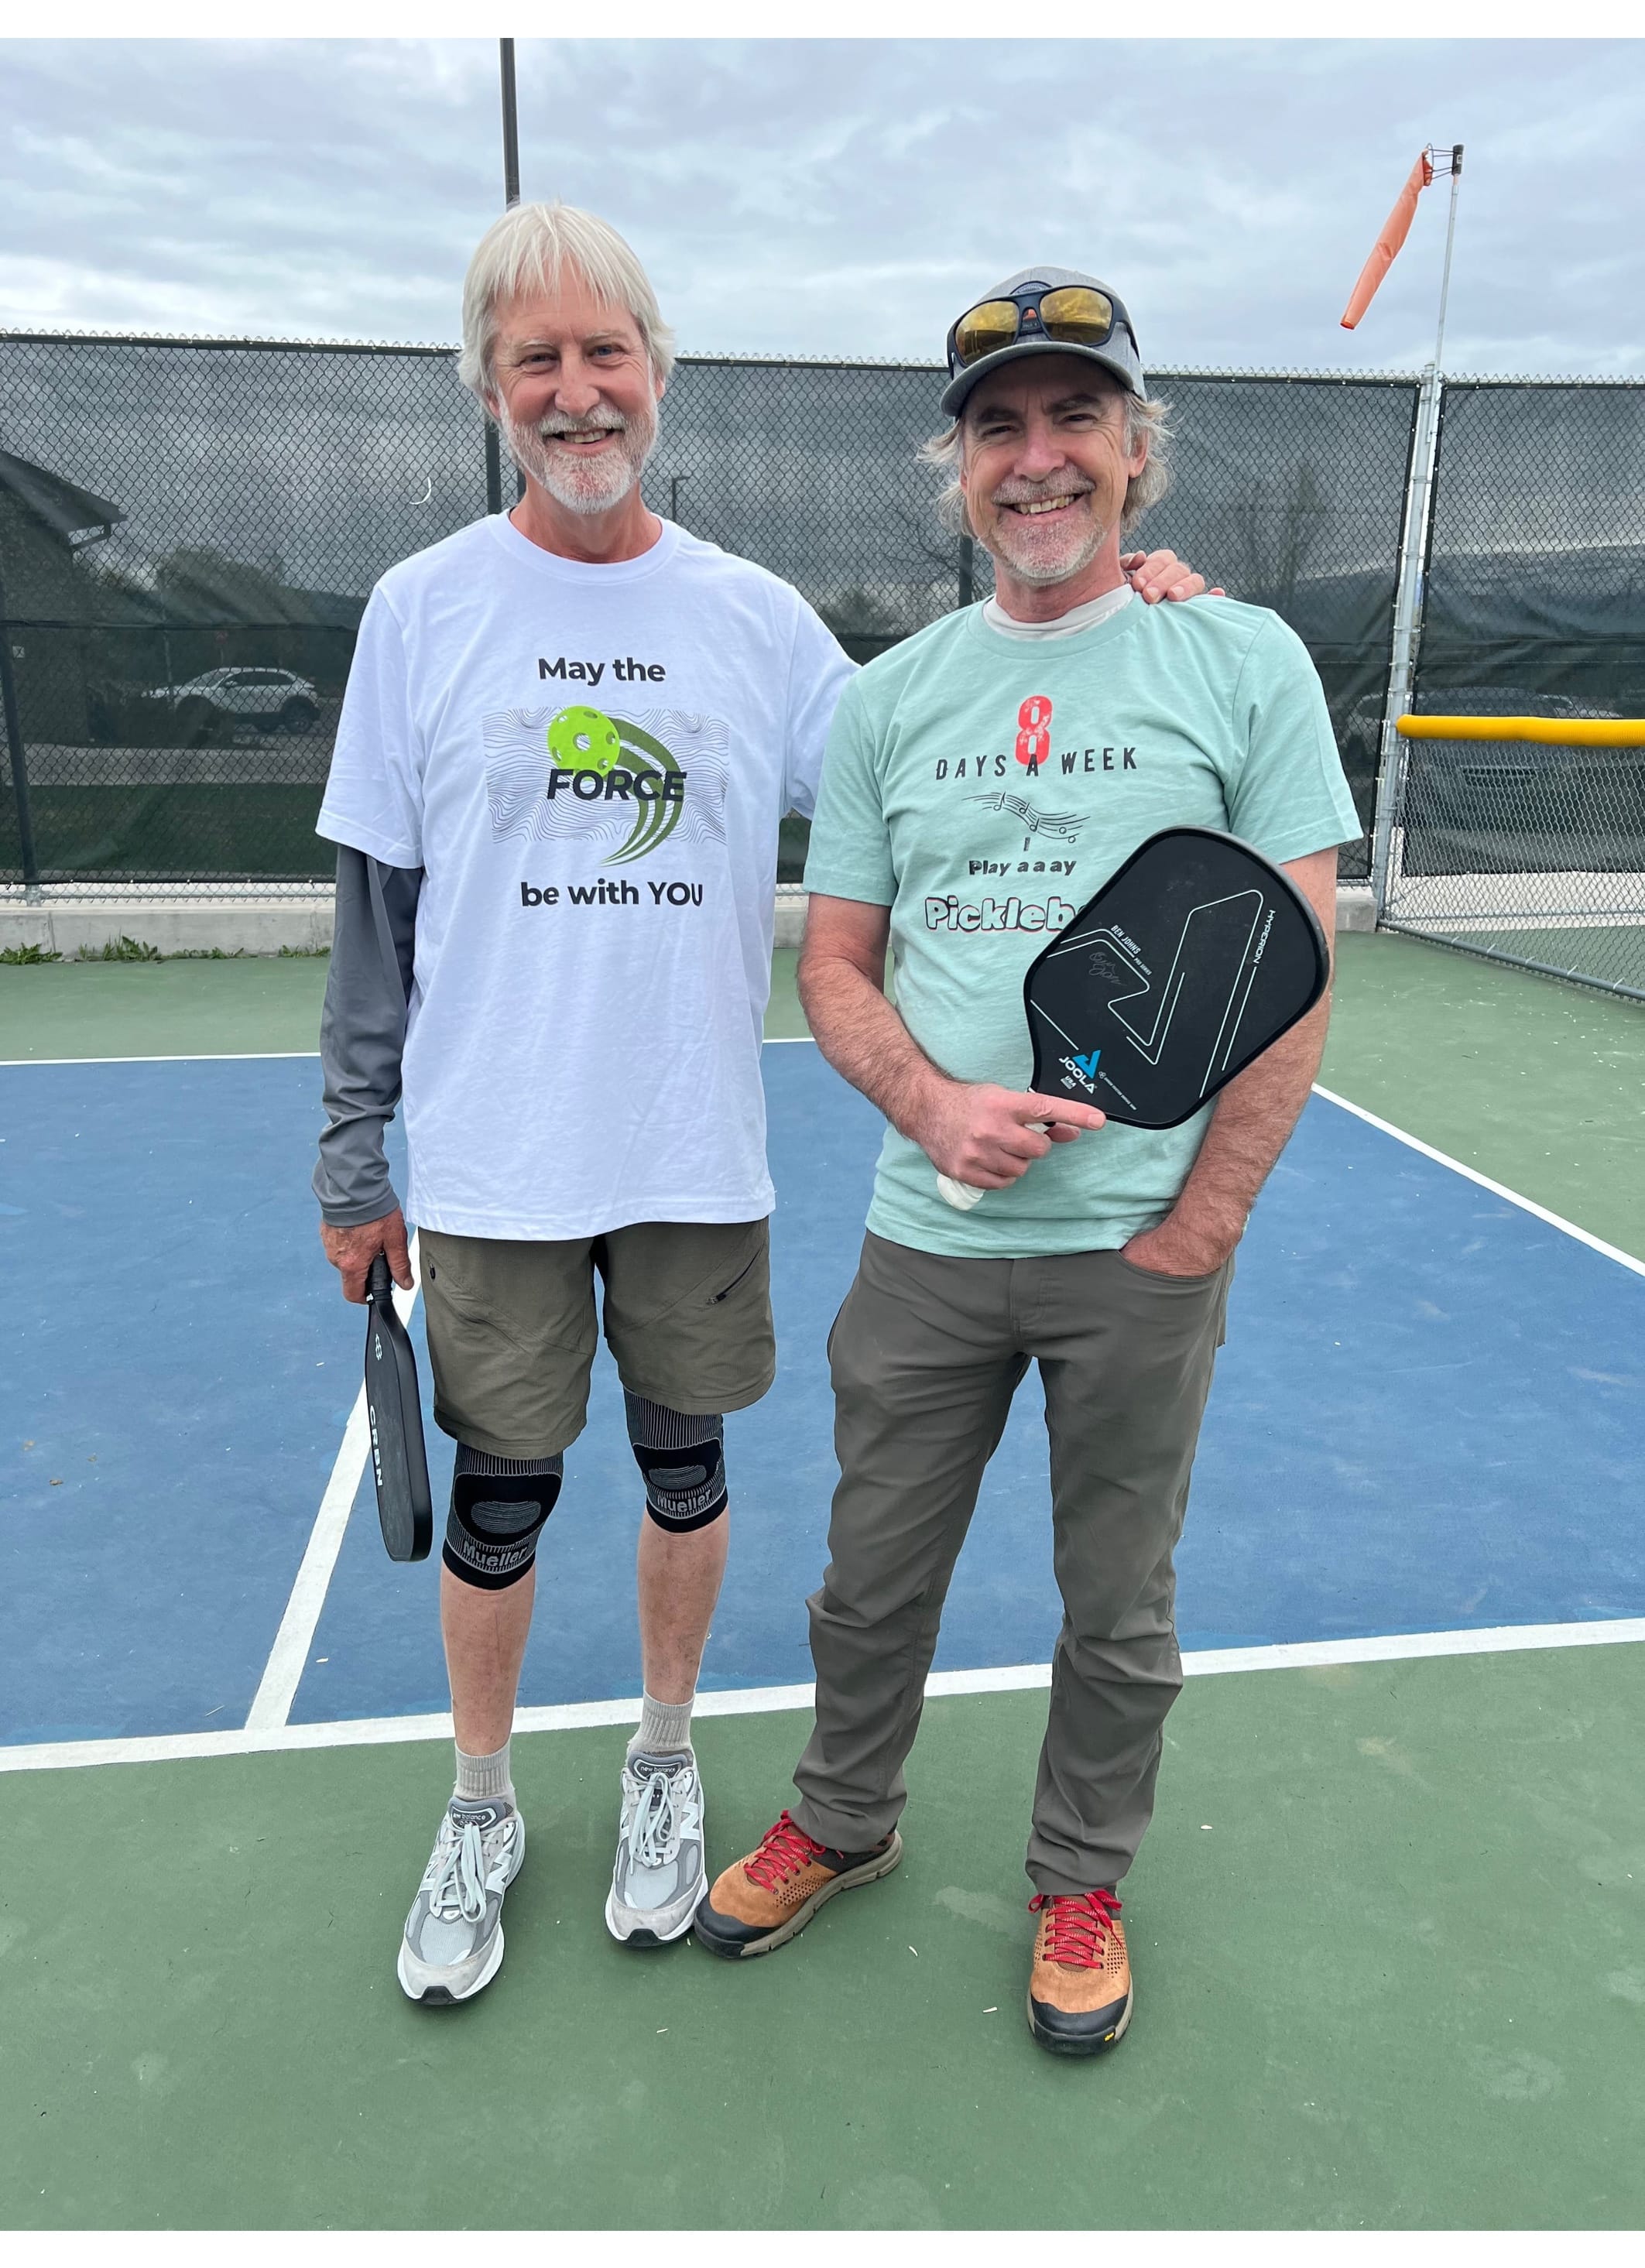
left=140, top=666, right=321, bottom=736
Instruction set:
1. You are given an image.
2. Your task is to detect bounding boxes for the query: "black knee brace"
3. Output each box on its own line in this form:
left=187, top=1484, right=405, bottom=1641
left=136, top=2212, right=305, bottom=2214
left=443, top=1444, right=562, bottom=1590
left=624, top=1392, right=727, bottom=1533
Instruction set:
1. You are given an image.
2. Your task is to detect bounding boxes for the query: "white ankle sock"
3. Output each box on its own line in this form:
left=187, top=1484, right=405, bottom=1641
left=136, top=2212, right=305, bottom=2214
left=628, top=1691, right=694, bottom=1760
left=454, top=1738, right=514, bottom=1806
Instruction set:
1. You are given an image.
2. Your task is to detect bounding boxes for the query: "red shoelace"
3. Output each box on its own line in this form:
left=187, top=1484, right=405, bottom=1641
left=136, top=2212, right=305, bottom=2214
left=744, top=1811, right=827, bottom=1889
left=1029, top=1887, right=1122, bottom=1968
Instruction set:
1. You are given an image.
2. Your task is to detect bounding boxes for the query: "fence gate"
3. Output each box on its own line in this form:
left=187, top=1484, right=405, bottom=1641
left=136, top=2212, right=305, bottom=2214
left=1376, top=378, right=1645, bottom=1001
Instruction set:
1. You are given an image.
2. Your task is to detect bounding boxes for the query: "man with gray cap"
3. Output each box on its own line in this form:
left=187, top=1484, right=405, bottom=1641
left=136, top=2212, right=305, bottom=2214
left=694, top=269, right=1359, bottom=2057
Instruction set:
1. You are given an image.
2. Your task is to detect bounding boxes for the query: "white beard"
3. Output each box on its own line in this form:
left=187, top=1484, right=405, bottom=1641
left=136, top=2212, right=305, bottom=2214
left=983, top=481, right=1107, bottom=587
left=501, top=396, right=658, bottom=516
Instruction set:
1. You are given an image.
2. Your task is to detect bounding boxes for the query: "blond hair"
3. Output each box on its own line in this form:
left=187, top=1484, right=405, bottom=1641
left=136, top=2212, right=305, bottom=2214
left=458, top=200, right=677, bottom=401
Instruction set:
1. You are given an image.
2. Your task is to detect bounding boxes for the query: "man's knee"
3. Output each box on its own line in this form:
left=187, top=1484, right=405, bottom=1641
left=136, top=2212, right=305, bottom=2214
left=625, top=1392, right=727, bottom=1533
left=443, top=1444, right=563, bottom=1589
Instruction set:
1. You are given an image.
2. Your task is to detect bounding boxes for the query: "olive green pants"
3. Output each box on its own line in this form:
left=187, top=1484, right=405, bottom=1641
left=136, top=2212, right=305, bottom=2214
left=791, top=1231, right=1233, bottom=1896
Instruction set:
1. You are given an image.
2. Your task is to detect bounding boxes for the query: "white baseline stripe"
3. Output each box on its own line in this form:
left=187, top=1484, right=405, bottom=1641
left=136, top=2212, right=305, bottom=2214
left=6, top=1616, right=1642, bottom=1778
left=5, top=1043, right=814, bottom=1064
left=242, top=1236, right=422, bottom=1733
left=1313, top=1084, right=1645, bottom=1277
left=0, top=1050, right=321, bottom=1067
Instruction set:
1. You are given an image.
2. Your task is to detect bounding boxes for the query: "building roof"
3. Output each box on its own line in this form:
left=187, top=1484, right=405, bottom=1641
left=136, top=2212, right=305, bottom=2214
left=0, top=448, right=125, bottom=544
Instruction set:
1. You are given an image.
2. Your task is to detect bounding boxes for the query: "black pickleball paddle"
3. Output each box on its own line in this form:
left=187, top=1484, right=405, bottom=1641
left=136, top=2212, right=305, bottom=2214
left=937, top=827, right=1330, bottom=1210
left=364, top=1251, right=433, bottom=1561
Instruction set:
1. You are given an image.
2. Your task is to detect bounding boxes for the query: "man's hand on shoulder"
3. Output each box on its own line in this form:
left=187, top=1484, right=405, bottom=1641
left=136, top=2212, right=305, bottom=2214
left=321, top=1207, right=413, bottom=1304
left=1121, top=549, right=1226, bottom=605
left=905, top=1077, right=1105, bottom=1192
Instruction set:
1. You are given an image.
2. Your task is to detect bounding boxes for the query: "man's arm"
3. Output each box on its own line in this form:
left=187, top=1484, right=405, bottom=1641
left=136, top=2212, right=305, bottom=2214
left=314, top=845, right=422, bottom=1302
left=797, top=896, right=1105, bottom=1190
left=1122, top=847, right=1338, bottom=1277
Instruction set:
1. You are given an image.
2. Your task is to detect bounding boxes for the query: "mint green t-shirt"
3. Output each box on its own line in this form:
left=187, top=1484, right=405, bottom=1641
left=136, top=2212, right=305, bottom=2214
left=802, top=594, right=1361, bottom=1258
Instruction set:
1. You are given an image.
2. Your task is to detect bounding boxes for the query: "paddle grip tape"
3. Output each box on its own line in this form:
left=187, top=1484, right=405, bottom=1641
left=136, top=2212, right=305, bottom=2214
left=624, top=1392, right=727, bottom=1533
left=444, top=1444, right=563, bottom=1591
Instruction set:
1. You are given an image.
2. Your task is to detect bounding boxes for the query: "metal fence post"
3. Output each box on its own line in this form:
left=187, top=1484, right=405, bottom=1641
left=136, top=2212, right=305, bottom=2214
left=0, top=560, right=42, bottom=899
left=958, top=533, right=975, bottom=610
left=485, top=423, right=505, bottom=516
left=1370, top=364, right=1443, bottom=917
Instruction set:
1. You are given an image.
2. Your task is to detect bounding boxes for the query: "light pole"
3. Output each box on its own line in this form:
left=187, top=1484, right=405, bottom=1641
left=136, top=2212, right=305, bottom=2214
left=484, top=39, right=524, bottom=516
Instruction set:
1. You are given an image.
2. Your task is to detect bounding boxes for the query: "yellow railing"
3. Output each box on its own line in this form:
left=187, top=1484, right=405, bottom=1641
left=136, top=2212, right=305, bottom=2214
left=1397, top=714, right=1645, bottom=747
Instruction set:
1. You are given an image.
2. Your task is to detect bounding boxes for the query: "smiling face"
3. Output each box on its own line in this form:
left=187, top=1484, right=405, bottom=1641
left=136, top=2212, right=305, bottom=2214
left=488, top=270, right=664, bottom=516
left=958, top=355, right=1147, bottom=598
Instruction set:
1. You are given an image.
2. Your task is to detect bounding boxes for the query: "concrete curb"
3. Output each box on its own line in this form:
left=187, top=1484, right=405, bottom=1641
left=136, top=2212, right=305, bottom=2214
left=2, top=891, right=334, bottom=961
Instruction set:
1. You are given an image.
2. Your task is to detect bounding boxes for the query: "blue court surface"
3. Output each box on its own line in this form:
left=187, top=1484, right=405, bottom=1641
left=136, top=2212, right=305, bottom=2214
left=3, top=1042, right=1643, bottom=1748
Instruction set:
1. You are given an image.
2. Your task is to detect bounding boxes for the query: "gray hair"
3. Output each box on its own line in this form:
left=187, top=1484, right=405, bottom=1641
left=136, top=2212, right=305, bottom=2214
left=919, top=388, right=1172, bottom=539
left=458, top=200, right=677, bottom=403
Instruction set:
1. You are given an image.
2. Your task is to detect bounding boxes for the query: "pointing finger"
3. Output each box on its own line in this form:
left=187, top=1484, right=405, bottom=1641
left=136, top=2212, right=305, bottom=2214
left=1023, top=1091, right=1106, bottom=1132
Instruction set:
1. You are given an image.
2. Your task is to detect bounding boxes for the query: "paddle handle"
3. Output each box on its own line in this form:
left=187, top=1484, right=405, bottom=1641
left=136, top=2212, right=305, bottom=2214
left=365, top=1252, right=393, bottom=1304
left=936, top=1122, right=1049, bottom=1211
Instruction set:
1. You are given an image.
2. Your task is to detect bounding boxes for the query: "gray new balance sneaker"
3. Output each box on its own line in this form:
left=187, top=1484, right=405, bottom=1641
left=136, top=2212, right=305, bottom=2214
left=397, top=1797, right=526, bottom=2005
left=605, top=1752, right=706, bottom=1947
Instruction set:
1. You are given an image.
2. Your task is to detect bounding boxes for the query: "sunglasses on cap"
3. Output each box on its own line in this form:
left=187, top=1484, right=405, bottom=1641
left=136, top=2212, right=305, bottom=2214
left=948, top=283, right=1137, bottom=371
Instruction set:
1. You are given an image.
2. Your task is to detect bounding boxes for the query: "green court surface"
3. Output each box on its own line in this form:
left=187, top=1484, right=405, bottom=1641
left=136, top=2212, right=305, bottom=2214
left=3, top=930, right=1643, bottom=2229
left=5, top=1650, right=1643, bottom=2231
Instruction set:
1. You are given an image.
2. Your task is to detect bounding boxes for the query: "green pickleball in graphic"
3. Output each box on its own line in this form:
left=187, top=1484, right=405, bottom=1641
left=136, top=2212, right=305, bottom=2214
left=547, top=704, right=622, bottom=774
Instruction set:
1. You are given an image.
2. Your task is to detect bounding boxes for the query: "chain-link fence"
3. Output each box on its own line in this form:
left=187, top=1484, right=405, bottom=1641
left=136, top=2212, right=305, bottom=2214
left=3, top=334, right=1643, bottom=986
left=1, top=334, right=1417, bottom=896
left=1380, top=379, right=1645, bottom=998
left=1379, top=728, right=1645, bottom=1000
left=0, top=334, right=488, bottom=894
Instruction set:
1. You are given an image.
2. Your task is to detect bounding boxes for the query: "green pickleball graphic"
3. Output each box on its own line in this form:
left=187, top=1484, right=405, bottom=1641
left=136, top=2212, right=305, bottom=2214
left=547, top=704, right=622, bottom=775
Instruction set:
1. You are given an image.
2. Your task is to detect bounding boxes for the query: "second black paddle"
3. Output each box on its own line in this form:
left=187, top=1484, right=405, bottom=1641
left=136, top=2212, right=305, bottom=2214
left=364, top=1250, right=434, bottom=1561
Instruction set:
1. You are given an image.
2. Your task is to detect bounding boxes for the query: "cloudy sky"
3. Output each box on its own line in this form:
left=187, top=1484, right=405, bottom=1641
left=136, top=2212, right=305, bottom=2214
left=2, top=36, right=1642, bottom=376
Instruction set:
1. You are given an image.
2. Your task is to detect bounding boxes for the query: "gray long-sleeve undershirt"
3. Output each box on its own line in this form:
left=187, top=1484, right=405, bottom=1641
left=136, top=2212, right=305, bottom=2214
left=313, top=846, right=423, bottom=1227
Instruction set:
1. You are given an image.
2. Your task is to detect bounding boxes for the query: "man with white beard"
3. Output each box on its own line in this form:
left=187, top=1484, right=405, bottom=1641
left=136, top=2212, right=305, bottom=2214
left=313, top=210, right=1210, bottom=2007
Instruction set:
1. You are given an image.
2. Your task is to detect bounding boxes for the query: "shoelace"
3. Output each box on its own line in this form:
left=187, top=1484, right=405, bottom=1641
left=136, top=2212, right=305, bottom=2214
left=427, top=1813, right=510, bottom=1924
left=625, top=1759, right=695, bottom=1872
left=1029, top=1887, right=1122, bottom=1968
left=744, top=1810, right=826, bottom=1889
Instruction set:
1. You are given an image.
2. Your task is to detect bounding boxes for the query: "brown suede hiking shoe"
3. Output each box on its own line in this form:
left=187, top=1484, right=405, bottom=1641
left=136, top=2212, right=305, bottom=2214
left=693, top=1809, right=902, bottom=1959
left=1026, top=1888, right=1133, bottom=2057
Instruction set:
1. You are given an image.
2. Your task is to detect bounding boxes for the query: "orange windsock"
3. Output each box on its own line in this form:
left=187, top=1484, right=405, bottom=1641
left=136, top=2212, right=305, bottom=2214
left=1340, top=152, right=1434, bottom=331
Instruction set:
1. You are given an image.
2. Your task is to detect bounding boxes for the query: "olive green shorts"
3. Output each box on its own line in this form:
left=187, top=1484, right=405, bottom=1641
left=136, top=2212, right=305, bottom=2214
left=419, top=1218, right=775, bottom=1459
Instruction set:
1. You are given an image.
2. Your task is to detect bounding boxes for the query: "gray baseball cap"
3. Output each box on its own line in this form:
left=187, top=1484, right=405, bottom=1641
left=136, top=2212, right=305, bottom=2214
left=940, top=266, right=1146, bottom=418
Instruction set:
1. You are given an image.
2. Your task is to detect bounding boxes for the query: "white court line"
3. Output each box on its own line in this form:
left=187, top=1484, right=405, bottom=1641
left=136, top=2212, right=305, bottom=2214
left=0, top=1050, right=322, bottom=1066
left=2, top=1038, right=813, bottom=1067
left=1312, top=1084, right=1645, bottom=1276
left=5, top=1617, right=1643, bottom=1778
left=242, top=1237, right=421, bottom=1733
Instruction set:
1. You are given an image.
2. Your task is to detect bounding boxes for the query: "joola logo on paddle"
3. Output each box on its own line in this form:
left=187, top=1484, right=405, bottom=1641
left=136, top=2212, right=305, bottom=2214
left=1061, top=1050, right=1102, bottom=1093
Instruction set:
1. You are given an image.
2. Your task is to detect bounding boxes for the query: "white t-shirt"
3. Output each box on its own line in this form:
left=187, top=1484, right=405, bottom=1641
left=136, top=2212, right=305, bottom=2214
left=317, top=513, right=855, bottom=1239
